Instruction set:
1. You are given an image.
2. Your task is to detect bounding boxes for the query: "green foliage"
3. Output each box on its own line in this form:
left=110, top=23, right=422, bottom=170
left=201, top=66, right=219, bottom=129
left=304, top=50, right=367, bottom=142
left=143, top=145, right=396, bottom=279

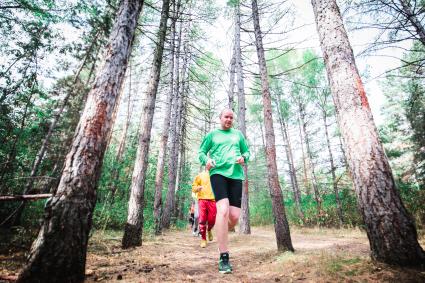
left=397, top=180, right=425, bottom=227
left=93, top=198, right=129, bottom=230
left=0, top=0, right=114, bottom=228
left=0, top=84, right=55, bottom=194
left=250, top=187, right=273, bottom=226
left=280, top=186, right=361, bottom=227
left=402, top=47, right=425, bottom=186
left=174, top=162, right=193, bottom=227
left=249, top=183, right=362, bottom=228
left=92, top=130, right=195, bottom=234
left=378, top=40, right=425, bottom=215
left=1, top=0, right=423, bottom=250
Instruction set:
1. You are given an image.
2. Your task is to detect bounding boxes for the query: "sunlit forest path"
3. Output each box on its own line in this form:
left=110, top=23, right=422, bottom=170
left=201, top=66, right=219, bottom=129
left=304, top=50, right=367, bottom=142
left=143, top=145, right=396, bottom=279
left=2, top=226, right=424, bottom=282
left=2, top=0, right=425, bottom=281
left=81, top=227, right=423, bottom=282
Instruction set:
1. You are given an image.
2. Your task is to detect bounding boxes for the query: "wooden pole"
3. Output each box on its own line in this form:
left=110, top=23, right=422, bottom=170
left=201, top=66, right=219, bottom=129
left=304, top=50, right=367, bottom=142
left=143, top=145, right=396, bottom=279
left=0, top=194, right=52, bottom=202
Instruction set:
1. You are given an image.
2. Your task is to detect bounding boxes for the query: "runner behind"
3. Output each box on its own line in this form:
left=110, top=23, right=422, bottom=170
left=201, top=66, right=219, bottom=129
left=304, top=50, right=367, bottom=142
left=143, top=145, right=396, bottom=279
left=192, top=169, right=216, bottom=248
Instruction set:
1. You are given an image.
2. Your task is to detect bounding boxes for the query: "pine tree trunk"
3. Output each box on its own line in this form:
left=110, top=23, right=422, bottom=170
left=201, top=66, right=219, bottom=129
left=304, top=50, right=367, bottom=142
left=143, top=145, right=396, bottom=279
left=163, top=88, right=184, bottom=227
left=162, top=12, right=185, bottom=229
left=173, top=115, right=185, bottom=223
left=228, top=45, right=236, bottom=111
left=259, top=120, right=265, bottom=150
left=338, top=134, right=349, bottom=172
left=16, top=1, right=144, bottom=282
left=172, top=102, right=186, bottom=223
left=110, top=66, right=133, bottom=201
left=153, top=0, right=179, bottom=235
left=174, top=138, right=183, bottom=220
left=297, top=113, right=310, bottom=194
left=161, top=63, right=181, bottom=229
left=311, top=0, right=425, bottom=266
left=276, top=98, right=304, bottom=222
left=234, top=3, right=250, bottom=234
left=321, top=106, right=343, bottom=226
left=179, top=192, right=186, bottom=220
left=298, top=102, right=322, bottom=215
left=251, top=0, right=293, bottom=252
left=178, top=127, right=187, bottom=220
left=174, top=192, right=180, bottom=219
left=121, top=0, right=170, bottom=249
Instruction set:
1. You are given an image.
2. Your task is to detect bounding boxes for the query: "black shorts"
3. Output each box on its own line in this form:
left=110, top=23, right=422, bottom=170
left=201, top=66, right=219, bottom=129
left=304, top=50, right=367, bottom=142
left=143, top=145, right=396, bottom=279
left=210, top=174, right=242, bottom=208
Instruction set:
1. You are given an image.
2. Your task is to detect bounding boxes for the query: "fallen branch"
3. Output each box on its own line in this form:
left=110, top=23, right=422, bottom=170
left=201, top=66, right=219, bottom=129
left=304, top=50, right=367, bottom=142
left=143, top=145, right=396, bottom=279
left=0, top=194, right=52, bottom=202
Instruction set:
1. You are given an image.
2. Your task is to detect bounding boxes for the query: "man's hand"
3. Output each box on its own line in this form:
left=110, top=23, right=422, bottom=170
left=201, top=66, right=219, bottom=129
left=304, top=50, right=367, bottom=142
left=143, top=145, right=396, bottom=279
left=196, top=186, right=203, bottom=192
left=206, top=159, right=215, bottom=170
left=235, top=156, right=245, bottom=165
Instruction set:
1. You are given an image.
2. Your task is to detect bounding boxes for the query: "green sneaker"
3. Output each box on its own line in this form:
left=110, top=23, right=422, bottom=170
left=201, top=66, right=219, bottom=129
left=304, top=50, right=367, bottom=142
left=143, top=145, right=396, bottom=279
left=218, top=253, right=232, bottom=274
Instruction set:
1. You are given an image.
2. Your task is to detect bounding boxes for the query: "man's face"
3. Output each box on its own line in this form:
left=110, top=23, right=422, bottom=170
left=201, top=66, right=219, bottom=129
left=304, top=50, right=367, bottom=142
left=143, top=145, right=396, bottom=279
left=220, top=110, right=234, bottom=130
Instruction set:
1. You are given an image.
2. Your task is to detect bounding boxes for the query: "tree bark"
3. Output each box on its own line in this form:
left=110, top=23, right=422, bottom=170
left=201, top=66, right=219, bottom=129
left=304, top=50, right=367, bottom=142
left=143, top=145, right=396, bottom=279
left=228, top=45, right=236, bottom=111
left=275, top=97, right=304, bottom=222
left=178, top=120, right=187, bottom=221
left=153, top=0, right=179, bottom=235
left=234, top=3, right=250, bottom=235
left=298, top=101, right=322, bottom=215
left=251, top=0, right=293, bottom=252
left=338, top=134, right=349, bottom=172
left=121, top=0, right=170, bottom=249
left=311, top=0, right=425, bottom=266
left=319, top=94, right=343, bottom=226
left=162, top=85, right=184, bottom=227
left=297, top=112, right=310, bottom=194
left=110, top=64, right=133, bottom=201
left=16, top=1, right=144, bottom=282
left=162, top=9, right=185, bottom=229
left=174, top=192, right=181, bottom=219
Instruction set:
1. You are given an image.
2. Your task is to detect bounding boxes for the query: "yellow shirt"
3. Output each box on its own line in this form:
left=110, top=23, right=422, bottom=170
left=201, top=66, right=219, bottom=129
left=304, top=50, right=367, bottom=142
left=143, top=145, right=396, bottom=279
left=192, top=171, right=215, bottom=200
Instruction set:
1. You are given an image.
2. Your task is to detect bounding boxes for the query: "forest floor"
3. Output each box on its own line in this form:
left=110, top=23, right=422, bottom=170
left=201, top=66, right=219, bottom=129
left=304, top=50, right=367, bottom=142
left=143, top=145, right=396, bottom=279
left=1, top=226, right=425, bottom=282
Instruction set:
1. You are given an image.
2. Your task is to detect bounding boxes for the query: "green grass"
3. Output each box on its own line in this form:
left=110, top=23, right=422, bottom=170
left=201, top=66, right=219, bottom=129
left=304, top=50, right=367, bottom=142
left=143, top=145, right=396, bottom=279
left=325, top=256, right=362, bottom=276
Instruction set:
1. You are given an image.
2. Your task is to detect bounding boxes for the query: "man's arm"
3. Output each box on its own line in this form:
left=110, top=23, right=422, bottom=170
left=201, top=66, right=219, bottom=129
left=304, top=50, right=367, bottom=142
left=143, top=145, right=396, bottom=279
left=239, top=131, right=250, bottom=163
left=198, top=132, right=212, bottom=166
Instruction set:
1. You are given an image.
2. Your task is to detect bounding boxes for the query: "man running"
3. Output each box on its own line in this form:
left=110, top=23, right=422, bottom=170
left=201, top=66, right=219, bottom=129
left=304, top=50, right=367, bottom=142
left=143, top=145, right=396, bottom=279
left=192, top=169, right=216, bottom=248
left=198, top=108, right=250, bottom=274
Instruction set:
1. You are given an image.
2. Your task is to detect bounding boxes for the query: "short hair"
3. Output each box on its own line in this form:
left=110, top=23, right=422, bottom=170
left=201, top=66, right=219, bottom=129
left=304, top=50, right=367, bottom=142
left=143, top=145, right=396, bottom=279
left=219, top=108, right=234, bottom=118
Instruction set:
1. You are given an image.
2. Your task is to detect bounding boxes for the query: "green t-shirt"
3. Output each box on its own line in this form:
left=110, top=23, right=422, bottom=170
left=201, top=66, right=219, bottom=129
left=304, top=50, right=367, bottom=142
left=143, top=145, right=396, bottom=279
left=198, top=128, right=250, bottom=180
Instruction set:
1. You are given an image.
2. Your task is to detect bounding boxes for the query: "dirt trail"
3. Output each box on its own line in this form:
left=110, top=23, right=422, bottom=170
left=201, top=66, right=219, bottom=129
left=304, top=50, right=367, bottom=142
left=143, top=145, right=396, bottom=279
left=1, top=226, right=423, bottom=282
left=81, top=226, right=424, bottom=283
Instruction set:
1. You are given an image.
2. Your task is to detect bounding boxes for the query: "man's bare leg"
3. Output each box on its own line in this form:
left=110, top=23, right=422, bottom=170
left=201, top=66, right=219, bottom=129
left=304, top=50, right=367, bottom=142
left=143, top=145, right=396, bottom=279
left=228, top=206, right=240, bottom=230
left=216, top=198, right=230, bottom=252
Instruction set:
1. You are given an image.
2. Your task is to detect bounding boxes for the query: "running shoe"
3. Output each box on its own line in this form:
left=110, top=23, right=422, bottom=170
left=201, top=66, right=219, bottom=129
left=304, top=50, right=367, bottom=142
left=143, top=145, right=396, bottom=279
left=207, top=230, right=213, bottom=241
left=200, top=240, right=207, bottom=248
left=218, top=253, right=232, bottom=274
